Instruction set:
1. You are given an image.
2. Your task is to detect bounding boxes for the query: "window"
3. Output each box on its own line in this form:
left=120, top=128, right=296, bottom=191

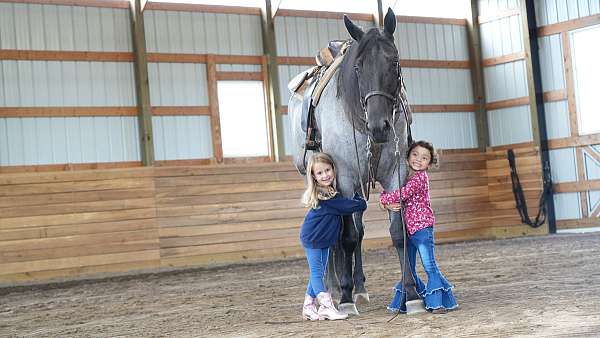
left=217, top=81, right=269, bottom=157
left=571, top=25, right=600, bottom=135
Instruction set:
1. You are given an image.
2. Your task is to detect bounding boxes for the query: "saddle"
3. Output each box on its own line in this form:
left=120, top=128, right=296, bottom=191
left=287, top=40, right=351, bottom=151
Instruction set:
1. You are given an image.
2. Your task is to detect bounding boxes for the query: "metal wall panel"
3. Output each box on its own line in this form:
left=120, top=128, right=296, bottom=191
left=538, top=34, right=565, bottom=92
left=0, top=3, right=132, bottom=51
left=483, top=61, right=528, bottom=102
left=549, top=148, right=577, bottom=182
left=396, top=23, right=469, bottom=60
left=281, top=114, right=292, bottom=155
left=0, top=117, right=140, bottom=165
left=0, top=61, right=137, bottom=106
left=480, top=16, right=523, bottom=58
left=147, top=63, right=208, bottom=106
left=478, top=0, right=520, bottom=16
left=152, top=116, right=212, bottom=160
left=535, top=0, right=600, bottom=26
left=487, top=106, right=533, bottom=145
left=553, top=192, right=582, bottom=220
left=544, top=101, right=570, bottom=139
left=403, top=68, right=473, bottom=104
left=412, top=113, right=478, bottom=149
left=274, top=16, right=373, bottom=56
left=144, top=10, right=262, bottom=73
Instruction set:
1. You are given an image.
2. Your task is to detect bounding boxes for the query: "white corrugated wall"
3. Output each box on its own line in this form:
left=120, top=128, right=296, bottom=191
left=478, top=1, right=533, bottom=146
left=0, top=2, right=139, bottom=166
left=533, top=0, right=600, bottom=220
left=143, top=10, right=263, bottom=161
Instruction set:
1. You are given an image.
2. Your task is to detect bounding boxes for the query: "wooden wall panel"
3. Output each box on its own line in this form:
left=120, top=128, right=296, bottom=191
left=0, top=167, right=160, bottom=285
left=0, top=149, right=547, bottom=285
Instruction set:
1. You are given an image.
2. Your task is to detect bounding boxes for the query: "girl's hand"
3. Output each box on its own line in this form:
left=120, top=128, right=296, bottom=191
left=380, top=202, right=401, bottom=212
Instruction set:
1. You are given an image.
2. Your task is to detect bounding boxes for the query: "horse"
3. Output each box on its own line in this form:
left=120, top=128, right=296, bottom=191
left=288, top=8, right=412, bottom=315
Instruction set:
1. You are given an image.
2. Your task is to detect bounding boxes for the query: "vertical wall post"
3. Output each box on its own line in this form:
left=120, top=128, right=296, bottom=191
left=260, top=0, right=286, bottom=162
left=129, top=0, right=154, bottom=166
left=206, top=54, right=223, bottom=163
left=466, top=0, right=489, bottom=151
left=375, top=0, right=384, bottom=28
left=521, top=0, right=557, bottom=233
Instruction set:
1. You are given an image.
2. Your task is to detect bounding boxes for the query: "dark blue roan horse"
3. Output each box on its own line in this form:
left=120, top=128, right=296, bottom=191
left=289, top=8, right=412, bottom=314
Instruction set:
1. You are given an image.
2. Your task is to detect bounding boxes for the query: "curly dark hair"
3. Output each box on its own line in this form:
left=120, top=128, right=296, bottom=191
left=407, top=140, right=439, bottom=167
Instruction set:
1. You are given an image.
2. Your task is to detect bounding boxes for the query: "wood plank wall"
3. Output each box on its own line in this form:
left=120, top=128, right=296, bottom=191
left=0, top=149, right=546, bottom=285
left=0, top=168, right=160, bottom=284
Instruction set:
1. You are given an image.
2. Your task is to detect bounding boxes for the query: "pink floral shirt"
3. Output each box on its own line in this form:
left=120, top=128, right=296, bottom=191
left=380, top=170, right=435, bottom=236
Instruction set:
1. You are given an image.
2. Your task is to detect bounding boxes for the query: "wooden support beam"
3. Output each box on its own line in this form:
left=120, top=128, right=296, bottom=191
left=547, top=134, right=600, bottom=150
left=485, top=97, right=529, bottom=110
left=561, top=31, right=578, bottom=137
left=0, top=107, right=137, bottom=117
left=543, top=89, right=567, bottom=102
left=151, top=106, right=210, bottom=116
left=0, top=50, right=134, bottom=62
left=575, top=148, right=589, bottom=217
left=467, top=0, right=489, bottom=151
left=375, top=0, right=384, bottom=28
left=145, top=2, right=261, bottom=15
left=276, top=9, right=372, bottom=21
left=537, top=14, right=600, bottom=37
left=215, top=72, right=263, bottom=81
left=262, top=56, right=276, bottom=162
left=261, top=0, right=285, bottom=162
left=130, top=0, right=154, bottom=166
left=206, top=55, right=223, bottom=163
left=396, top=15, right=466, bottom=26
left=0, top=0, right=129, bottom=9
left=481, top=51, right=526, bottom=67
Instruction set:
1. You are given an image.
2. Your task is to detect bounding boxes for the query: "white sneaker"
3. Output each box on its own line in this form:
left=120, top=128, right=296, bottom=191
left=317, top=292, right=348, bottom=320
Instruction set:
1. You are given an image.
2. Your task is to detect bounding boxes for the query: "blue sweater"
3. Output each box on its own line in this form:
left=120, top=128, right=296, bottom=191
left=300, top=193, right=368, bottom=249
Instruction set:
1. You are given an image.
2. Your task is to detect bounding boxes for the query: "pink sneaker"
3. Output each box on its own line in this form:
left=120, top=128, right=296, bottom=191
left=317, top=292, right=348, bottom=320
left=302, top=295, right=319, bottom=321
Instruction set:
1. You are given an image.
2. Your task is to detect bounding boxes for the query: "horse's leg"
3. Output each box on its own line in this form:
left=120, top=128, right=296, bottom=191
left=325, top=244, right=341, bottom=302
left=352, top=211, right=369, bottom=304
left=337, top=213, right=360, bottom=315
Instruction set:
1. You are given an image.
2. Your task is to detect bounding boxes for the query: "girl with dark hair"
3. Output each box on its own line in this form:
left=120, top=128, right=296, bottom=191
left=380, top=141, right=458, bottom=314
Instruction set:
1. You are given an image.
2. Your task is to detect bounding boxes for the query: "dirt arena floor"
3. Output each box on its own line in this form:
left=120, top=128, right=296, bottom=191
left=2, top=232, right=600, bottom=337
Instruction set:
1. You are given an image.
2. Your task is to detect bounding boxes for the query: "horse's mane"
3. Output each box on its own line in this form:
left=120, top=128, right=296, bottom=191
left=337, top=28, right=398, bottom=124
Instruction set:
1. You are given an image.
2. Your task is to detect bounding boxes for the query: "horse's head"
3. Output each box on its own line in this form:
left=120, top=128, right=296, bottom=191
left=340, top=8, right=401, bottom=144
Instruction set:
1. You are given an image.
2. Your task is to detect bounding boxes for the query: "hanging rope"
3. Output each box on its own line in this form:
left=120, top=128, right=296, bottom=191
left=507, top=149, right=553, bottom=228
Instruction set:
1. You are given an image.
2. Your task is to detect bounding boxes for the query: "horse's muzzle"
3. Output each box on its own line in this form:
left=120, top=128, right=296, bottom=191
left=366, top=120, right=391, bottom=143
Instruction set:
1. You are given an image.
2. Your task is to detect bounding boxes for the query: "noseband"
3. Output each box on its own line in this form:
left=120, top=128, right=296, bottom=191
left=353, top=61, right=402, bottom=121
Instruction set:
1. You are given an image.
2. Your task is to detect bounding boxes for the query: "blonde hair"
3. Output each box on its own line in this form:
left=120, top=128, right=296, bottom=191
left=301, top=152, right=337, bottom=209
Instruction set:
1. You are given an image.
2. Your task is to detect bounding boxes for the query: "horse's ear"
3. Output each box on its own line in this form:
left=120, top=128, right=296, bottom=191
left=344, top=15, right=364, bottom=41
left=383, top=7, right=396, bottom=36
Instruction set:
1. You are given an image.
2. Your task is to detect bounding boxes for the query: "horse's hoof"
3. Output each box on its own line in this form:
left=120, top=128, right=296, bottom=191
left=338, top=302, right=360, bottom=316
left=353, top=292, right=370, bottom=304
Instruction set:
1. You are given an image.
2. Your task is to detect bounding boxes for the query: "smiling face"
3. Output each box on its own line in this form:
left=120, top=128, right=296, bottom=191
left=312, top=162, right=335, bottom=187
left=407, top=145, right=432, bottom=172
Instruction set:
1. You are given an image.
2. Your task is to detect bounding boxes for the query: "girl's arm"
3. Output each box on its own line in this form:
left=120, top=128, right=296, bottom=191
left=400, top=171, right=426, bottom=201
left=324, top=193, right=367, bottom=215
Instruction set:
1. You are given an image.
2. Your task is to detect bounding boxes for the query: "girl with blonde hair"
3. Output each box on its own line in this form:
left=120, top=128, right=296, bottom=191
left=299, top=152, right=367, bottom=320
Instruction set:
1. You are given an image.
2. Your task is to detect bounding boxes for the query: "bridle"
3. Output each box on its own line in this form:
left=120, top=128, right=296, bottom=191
left=350, top=54, right=413, bottom=200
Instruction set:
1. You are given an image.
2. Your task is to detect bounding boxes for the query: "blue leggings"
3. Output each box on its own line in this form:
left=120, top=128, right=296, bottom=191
left=304, top=247, right=329, bottom=298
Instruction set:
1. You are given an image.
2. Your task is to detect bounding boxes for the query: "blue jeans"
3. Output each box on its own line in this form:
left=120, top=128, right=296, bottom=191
left=389, top=227, right=457, bottom=312
left=304, top=247, right=329, bottom=298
